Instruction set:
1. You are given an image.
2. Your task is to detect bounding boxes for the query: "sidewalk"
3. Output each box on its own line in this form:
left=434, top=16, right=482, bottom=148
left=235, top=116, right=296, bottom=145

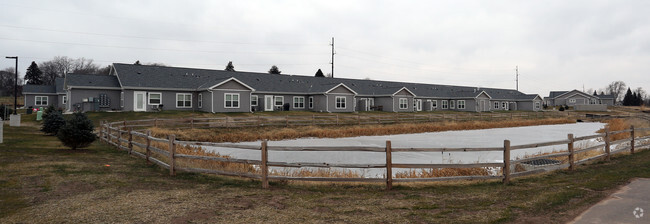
left=570, top=178, right=649, bottom=223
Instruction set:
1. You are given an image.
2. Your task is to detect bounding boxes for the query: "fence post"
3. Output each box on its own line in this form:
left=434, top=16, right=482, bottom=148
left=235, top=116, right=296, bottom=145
left=604, top=128, right=611, bottom=161
left=117, top=126, right=122, bottom=149
left=631, top=125, right=635, bottom=154
left=261, top=140, right=269, bottom=189
left=385, top=140, right=393, bottom=190
left=285, top=115, right=289, bottom=127
left=108, top=123, right=112, bottom=144
left=336, top=115, right=339, bottom=125
left=190, top=118, right=194, bottom=129
left=358, top=114, right=361, bottom=125
left=154, top=118, right=158, bottom=127
left=146, top=130, right=151, bottom=164
left=568, top=134, right=575, bottom=171
left=503, top=140, right=511, bottom=184
left=168, top=134, right=176, bottom=176
left=311, top=114, right=315, bottom=126
left=128, top=127, right=133, bottom=155
left=123, top=120, right=127, bottom=128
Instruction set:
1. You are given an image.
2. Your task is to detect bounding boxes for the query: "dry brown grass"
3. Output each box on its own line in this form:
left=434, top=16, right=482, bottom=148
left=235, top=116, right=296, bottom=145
left=149, top=118, right=574, bottom=142
left=395, top=167, right=490, bottom=178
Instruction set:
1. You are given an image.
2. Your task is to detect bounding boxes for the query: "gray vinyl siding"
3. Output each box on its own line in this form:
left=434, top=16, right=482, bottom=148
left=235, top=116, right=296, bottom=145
left=517, top=100, right=543, bottom=111
left=251, top=94, right=264, bottom=112
left=327, top=94, right=354, bottom=112
left=24, top=94, right=58, bottom=109
left=394, top=96, right=413, bottom=112
left=212, top=90, right=251, bottom=113
left=69, top=89, right=121, bottom=111
left=217, top=80, right=250, bottom=90
left=374, top=97, right=394, bottom=112
left=600, top=99, right=614, bottom=106
left=124, top=90, right=198, bottom=112
left=199, top=91, right=212, bottom=112
left=312, top=95, right=327, bottom=112
left=456, top=99, right=476, bottom=112
left=57, top=94, right=66, bottom=109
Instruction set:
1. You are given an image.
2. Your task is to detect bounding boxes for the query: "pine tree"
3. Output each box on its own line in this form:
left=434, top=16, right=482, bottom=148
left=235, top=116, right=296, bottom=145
left=593, top=90, right=597, bottom=96
left=41, top=110, right=65, bottom=135
left=268, top=65, right=281, bottom=74
left=25, top=61, right=44, bottom=85
left=623, top=88, right=633, bottom=106
left=225, top=61, right=236, bottom=72
left=315, top=69, right=325, bottom=77
left=134, top=60, right=141, bottom=65
left=57, top=112, right=96, bottom=150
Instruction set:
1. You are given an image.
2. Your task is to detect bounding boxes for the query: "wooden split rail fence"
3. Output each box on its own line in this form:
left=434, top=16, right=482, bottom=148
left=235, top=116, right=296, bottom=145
left=99, top=120, right=650, bottom=190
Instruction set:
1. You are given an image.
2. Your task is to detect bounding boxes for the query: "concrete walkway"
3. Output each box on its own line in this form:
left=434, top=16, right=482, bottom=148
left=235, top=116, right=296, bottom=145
left=570, top=178, right=649, bottom=224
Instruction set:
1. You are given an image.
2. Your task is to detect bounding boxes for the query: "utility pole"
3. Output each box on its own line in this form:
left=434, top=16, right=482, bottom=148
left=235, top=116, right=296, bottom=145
left=515, top=66, right=519, bottom=91
left=330, top=37, right=335, bottom=78
left=5, top=56, right=18, bottom=114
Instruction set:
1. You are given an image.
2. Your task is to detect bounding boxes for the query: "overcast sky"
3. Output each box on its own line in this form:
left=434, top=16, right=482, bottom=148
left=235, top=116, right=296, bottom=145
left=1, top=0, right=649, bottom=95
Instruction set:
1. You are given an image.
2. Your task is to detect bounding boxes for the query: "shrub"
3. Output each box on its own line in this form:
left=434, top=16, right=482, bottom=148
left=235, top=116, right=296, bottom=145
left=57, top=112, right=96, bottom=150
left=559, top=107, right=565, bottom=111
left=41, top=111, right=66, bottom=135
left=0, top=104, right=13, bottom=120
left=564, top=105, right=569, bottom=110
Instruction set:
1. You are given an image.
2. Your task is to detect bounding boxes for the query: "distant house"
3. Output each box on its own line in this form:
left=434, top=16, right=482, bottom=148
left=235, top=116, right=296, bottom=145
left=544, top=90, right=614, bottom=107
left=22, top=77, right=66, bottom=109
left=23, top=63, right=544, bottom=113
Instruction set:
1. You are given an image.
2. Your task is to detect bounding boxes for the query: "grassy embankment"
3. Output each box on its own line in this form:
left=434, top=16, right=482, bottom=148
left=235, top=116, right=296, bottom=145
left=2, top=118, right=650, bottom=223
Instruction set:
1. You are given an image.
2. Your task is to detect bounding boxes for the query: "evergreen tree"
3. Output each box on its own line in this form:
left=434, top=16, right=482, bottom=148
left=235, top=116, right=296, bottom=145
left=225, top=61, right=236, bottom=72
left=134, top=60, right=141, bottom=65
left=41, top=110, right=65, bottom=135
left=315, top=69, right=325, bottom=77
left=25, top=61, right=44, bottom=85
left=623, top=88, right=633, bottom=106
left=57, top=112, right=96, bottom=150
left=593, top=90, right=598, bottom=96
left=268, top=65, right=281, bottom=74
left=600, top=91, right=605, bottom=96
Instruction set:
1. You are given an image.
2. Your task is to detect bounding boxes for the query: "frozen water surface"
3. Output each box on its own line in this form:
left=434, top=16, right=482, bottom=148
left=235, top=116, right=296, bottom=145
left=202, top=122, right=605, bottom=177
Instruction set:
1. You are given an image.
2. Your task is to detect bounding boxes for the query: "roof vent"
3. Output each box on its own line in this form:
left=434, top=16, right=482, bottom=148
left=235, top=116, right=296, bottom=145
left=137, top=72, right=141, bottom=74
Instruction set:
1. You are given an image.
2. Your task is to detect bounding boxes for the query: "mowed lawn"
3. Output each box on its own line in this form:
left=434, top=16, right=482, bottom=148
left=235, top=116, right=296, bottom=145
left=2, top=118, right=650, bottom=223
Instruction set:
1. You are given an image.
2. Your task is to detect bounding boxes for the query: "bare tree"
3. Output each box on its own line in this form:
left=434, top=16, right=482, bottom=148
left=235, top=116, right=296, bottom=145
left=71, top=57, right=100, bottom=74
left=605, top=81, right=627, bottom=102
left=0, top=68, right=23, bottom=96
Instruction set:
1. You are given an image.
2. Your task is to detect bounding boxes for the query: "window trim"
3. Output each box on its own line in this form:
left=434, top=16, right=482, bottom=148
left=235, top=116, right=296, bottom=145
left=569, top=99, right=576, bottom=103
left=274, top=96, right=283, bottom=107
left=62, top=95, right=67, bottom=105
left=449, top=100, right=456, bottom=109
left=398, top=98, right=408, bottom=109
left=35, top=96, right=48, bottom=106
left=494, top=102, right=500, bottom=109
left=335, top=96, right=346, bottom=109
left=457, top=100, right=466, bottom=109
left=148, top=92, right=162, bottom=105
left=176, top=93, right=192, bottom=108
left=198, top=93, right=203, bottom=108
left=308, top=96, right=314, bottom=109
left=293, top=96, right=305, bottom=109
left=534, top=102, right=541, bottom=110
left=120, top=92, right=124, bottom=107
left=431, top=100, right=437, bottom=109
left=251, top=95, right=258, bottom=107
left=224, top=93, right=240, bottom=109
left=501, top=102, right=507, bottom=110
left=441, top=100, right=449, bottom=109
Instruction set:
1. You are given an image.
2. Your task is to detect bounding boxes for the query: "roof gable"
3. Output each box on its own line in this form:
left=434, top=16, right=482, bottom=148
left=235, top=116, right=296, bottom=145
left=208, top=77, right=255, bottom=91
left=393, top=87, right=416, bottom=97
left=325, top=83, right=357, bottom=95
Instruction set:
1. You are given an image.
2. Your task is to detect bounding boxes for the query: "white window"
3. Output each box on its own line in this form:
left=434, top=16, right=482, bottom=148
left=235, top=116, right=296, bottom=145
left=308, top=96, right=313, bottom=109
left=431, top=100, right=437, bottom=109
left=442, top=100, right=448, bottom=109
left=120, top=92, right=124, bottom=107
left=569, top=99, right=576, bottom=103
left=457, top=100, right=466, bottom=109
left=274, top=96, right=283, bottom=107
left=534, top=102, right=541, bottom=110
left=501, top=102, right=507, bottom=110
left=148, top=92, right=162, bottom=105
left=494, top=102, right=499, bottom=109
left=293, top=96, right=305, bottom=109
left=176, top=93, right=192, bottom=108
left=399, top=98, right=408, bottom=109
left=251, top=95, right=258, bottom=106
left=35, top=96, right=48, bottom=106
left=198, top=93, right=203, bottom=108
left=62, top=96, right=67, bottom=104
left=224, top=93, right=239, bottom=108
left=450, top=100, right=455, bottom=109
left=335, top=96, right=346, bottom=109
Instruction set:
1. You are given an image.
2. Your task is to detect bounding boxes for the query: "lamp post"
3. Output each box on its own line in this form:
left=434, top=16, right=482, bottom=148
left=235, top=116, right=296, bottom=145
left=5, top=56, right=18, bottom=115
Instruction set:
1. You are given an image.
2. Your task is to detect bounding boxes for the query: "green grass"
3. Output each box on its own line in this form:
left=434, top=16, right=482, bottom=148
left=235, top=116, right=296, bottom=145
left=2, top=116, right=650, bottom=222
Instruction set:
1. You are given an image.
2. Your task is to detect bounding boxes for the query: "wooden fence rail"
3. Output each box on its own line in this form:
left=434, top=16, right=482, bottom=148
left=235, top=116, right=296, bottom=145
left=99, top=120, right=650, bottom=190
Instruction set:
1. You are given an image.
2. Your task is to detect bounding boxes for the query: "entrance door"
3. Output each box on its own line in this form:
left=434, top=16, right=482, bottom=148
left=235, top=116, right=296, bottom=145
left=415, top=99, right=422, bottom=111
left=134, top=91, right=146, bottom=111
left=264, top=95, right=274, bottom=111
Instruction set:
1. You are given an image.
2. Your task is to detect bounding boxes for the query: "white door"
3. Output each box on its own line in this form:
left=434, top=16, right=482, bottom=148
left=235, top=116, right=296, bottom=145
left=264, top=95, right=273, bottom=111
left=416, top=99, right=422, bottom=111
left=134, top=91, right=146, bottom=111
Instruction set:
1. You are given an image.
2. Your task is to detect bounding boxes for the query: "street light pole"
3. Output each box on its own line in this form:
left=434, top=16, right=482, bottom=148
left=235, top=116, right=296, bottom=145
left=5, top=56, right=18, bottom=115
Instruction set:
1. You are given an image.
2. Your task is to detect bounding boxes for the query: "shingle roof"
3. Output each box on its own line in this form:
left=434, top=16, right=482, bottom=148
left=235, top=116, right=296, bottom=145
left=548, top=91, right=568, bottom=98
left=55, top=77, right=65, bottom=94
left=23, top=84, right=56, bottom=93
left=598, top=94, right=615, bottom=99
left=112, top=63, right=536, bottom=100
left=65, top=73, right=120, bottom=88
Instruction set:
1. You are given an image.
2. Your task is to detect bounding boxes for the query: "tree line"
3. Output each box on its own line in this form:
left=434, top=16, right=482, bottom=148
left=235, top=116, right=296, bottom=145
left=588, top=81, right=647, bottom=106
